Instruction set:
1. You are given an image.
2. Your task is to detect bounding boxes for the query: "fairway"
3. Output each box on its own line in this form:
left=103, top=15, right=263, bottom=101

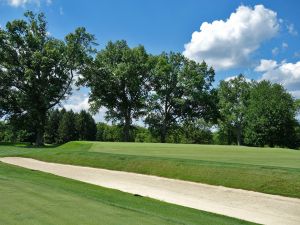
left=0, top=162, right=253, bottom=225
left=2, top=157, right=300, bottom=225
left=0, top=141, right=299, bottom=198
left=88, top=142, right=300, bottom=169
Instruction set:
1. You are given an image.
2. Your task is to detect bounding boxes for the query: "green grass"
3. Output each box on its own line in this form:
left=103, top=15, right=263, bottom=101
left=0, top=141, right=300, bottom=198
left=0, top=162, right=254, bottom=225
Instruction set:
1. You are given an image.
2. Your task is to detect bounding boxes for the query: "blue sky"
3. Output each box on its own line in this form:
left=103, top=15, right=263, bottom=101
left=1, top=0, right=300, bottom=121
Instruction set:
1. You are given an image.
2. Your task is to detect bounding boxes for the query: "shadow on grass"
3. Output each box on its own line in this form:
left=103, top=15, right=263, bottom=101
left=0, top=142, right=62, bottom=149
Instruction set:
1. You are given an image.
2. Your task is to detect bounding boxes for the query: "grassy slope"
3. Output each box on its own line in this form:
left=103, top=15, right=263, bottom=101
left=0, top=162, right=254, bottom=225
left=88, top=142, right=300, bottom=168
left=0, top=141, right=299, bottom=198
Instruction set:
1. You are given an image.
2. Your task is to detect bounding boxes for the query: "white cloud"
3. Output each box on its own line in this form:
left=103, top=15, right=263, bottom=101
left=6, top=0, right=51, bottom=7
left=7, top=0, right=30, bottom=7
left=287, top=23, right=298, bottom=36
left=224, top=75, right=251, bottom=83
left=257, top=59, right=300, bottom=98
left=255, top=59, right=278, bottom=72
left=183, top=5, right=279, bottom=71
left=61, top=88, right=106, bottom=122
left=62, top=89, right=89, bottom=113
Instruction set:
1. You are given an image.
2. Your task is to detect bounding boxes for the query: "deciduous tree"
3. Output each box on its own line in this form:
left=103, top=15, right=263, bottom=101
left=244, top=81, right=296, bottom=148
left=80, top=40, right=150, bottom=141
left=217, top=75, right=251, bottom=145
left=0, top=11, right=95, bottom=145
left=146, top=52, right=216, bottom=143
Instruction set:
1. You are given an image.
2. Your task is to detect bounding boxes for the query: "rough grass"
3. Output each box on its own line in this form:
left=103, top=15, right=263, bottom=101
left=0, top=141, right=299, bottom=198
left=0, top=162, right=255, bottom=225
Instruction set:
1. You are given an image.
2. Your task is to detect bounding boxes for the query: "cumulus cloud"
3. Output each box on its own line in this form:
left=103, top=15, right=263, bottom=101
left=224, top=75, right=251, bottom=83
left=255, top=59, right=278, bottom=72
left=62, top=89, right=90, bottom=113
left=61, top=88, right=106, bottom=122
left=256, top=59, right=300, bottom=97
left=183, top=5, right=279, bottom=70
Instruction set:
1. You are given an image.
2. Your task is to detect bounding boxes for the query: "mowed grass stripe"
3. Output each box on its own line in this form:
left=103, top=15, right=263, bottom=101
left=0, top=163, right=255, bottom=225
left=0, top=141, right=299, bottom=198
left=88, top=142, right=300, bottom=169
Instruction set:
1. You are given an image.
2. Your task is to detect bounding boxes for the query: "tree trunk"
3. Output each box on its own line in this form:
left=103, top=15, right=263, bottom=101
left=35, top=128, right=44, bottom=146
left=123, top=111, right=131, bottom=142
left=34, top=110, right=46, bottom=146
left=160, top=98, right=168, bottom=143
left=160, top=122, right=167, bottom=143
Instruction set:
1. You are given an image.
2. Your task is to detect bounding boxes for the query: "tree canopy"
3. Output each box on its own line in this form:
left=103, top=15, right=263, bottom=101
left=79, top=40, right=151, bottom=141
left=218, top=75, right=251, bottom=145
left=146, top=52, right=217, bottom=142
left=0, top=11, right=95, bottom=145
left=244, top=81, right=297, bottom=148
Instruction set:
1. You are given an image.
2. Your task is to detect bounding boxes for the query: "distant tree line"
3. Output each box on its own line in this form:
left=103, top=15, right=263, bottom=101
left=1, top=12, right=299, bottom=148
left=0, top=109, right=97, bottom=144
left=0, top=109, right=213, bottom=144
left=216, top=75, right=300, bottom=148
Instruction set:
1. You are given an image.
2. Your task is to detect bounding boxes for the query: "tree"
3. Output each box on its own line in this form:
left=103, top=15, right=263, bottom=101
left=145, top=52, right=216, bottom=143
left=295, top=121, right=300, bottom=148
left=0, top=11, right=95, bottom=145
left=133, top=126, right=153, bottom=143
left=217, top=75, right=251, bottom=145
left=96, top=122, right=109, bottom=141
left=181, top=119, right=213, bottom=144
left=295, top=99, right=300, bottom=113
left=44, top=109, right=64, bottom=144
left=96, top=122, right=122, bottom=142
left=76, top=110, right=97, bottom=141
left=80, top=40, right=151, bottom=141
left=244, top=81, right=297, bottom=148
left=214, top=123, right=236, bottom=145
left=58, top=110, right=77, bottom=143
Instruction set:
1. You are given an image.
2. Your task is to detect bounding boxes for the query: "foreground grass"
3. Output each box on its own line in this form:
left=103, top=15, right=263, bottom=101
left=0, top=141, right=299, bottom=198
left=0, top=163, right=254, bottom=225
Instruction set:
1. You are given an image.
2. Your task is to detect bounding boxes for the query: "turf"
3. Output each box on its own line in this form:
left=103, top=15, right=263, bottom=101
left=0, top=162, right=254, bottom=225
left=0, top=141, right=299, bottom=198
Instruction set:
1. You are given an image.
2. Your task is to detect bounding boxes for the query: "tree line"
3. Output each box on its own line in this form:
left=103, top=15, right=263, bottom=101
left=0, top=109, right=96, bottom=144
left=217, top=75, right=300, bottom=148
left=0, top=12, right=299, bottom=148
left=0, top=109, right=214, bottom=144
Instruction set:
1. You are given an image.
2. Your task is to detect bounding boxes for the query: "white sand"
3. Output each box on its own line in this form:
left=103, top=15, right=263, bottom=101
left=1, top=157, right=300, bottom=225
